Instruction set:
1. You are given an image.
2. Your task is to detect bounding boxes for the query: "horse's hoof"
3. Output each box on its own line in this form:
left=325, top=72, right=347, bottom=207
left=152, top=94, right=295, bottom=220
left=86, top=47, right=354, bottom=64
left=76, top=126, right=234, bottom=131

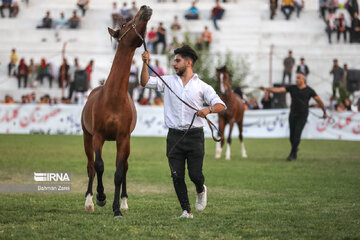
left=120, top=197, right=128, bottom=211
left=85, top=194, right=94, bottom=212
left=96, top=193, right=106, bottom=207
left=225, top=157, right=230, bottom=161
left=96, top=198, right=106, bottom=207
left=114, top=210, right=123, bottom=218
left=85, top=204, right=94, bottom=212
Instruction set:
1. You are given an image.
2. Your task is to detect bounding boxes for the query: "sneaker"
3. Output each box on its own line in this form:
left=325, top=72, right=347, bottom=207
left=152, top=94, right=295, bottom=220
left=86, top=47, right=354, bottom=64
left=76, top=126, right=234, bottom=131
left=195, top=185, right=207, bottom=211
left=178, top=210, right=193, bottom=219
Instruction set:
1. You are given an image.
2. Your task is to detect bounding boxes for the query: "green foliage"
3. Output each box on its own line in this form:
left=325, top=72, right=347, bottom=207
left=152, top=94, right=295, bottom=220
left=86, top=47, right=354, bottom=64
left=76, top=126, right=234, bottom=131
left=0, top=135, right=360, bottom=239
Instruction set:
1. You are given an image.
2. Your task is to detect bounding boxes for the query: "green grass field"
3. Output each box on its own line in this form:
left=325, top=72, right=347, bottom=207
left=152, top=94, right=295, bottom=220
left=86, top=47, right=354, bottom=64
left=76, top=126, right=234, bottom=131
left=0, top=135, right=359, bottom=240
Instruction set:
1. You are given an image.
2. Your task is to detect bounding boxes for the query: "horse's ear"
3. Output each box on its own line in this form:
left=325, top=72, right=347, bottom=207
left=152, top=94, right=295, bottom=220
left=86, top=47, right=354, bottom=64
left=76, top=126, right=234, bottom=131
left=108, top=27, right=120, bottom=39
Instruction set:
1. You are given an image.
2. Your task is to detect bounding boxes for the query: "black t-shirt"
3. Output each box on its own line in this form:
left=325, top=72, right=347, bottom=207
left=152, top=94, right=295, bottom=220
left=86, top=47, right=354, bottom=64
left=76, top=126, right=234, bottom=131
left=285, top=85, right=317, bottom=114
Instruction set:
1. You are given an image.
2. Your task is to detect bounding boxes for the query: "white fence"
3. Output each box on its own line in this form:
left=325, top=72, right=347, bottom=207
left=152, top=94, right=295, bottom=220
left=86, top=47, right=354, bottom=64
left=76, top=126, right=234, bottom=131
left=0, top=104, right=359, bottom=141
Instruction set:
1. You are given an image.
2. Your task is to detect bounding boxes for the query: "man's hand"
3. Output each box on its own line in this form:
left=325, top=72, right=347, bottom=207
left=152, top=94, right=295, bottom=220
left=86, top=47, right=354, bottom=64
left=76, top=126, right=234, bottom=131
left=142, top=51, right=149, bottom=64
left=259, top=86, right=266, bottom=91
left=323, top=112, right=328, bottom=119
left=196, top=107, right=210, bottom=118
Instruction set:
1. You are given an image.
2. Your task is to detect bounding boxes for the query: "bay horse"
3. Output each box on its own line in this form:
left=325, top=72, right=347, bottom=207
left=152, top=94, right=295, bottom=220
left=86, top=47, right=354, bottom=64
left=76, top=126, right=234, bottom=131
left=81, top=5, right=152, bottom=218
left=215, top=66, right=247, bottom=160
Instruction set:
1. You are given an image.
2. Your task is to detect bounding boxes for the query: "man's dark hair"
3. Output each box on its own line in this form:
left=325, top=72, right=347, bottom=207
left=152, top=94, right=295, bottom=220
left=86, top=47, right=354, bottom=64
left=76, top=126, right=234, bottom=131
left=174, top=45, right=198, bottom=64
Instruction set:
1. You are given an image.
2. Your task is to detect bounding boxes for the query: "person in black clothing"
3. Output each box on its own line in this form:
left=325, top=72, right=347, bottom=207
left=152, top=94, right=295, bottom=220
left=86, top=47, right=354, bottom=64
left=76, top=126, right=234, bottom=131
left=261, top=90, right=272, bottom=109
left=296, top=57, right=310, bottom=77
left=260, top=72, right=328, bottom=161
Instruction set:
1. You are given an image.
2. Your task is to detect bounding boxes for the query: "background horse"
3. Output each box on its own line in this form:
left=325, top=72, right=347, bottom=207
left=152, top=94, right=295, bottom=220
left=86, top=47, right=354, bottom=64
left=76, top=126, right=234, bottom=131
left=81, top=6, right=152, bottom=218
left=215, top=66, right=247, bottom=160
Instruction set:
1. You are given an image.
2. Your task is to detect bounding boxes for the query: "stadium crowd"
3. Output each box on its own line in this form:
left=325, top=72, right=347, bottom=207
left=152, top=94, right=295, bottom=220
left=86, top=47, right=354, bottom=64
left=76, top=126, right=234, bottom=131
left=1, top=0, right=359, bottom=112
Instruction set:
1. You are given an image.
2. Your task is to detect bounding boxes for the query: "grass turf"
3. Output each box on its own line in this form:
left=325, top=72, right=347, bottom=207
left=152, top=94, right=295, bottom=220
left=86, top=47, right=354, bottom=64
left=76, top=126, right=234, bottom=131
left=0, top=135, right=359, bottom=239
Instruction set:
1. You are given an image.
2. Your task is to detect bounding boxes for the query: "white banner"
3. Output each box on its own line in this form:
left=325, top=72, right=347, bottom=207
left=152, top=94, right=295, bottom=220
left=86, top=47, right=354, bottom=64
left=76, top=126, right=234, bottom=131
left=0, top=104, right=359, bottom=141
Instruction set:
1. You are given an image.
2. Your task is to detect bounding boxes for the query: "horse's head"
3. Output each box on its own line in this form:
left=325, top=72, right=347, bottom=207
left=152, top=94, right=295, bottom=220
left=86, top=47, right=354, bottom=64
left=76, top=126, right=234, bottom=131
left=216, top=66, right=231, bottom=95
left=108, top=5, right=152, bottom=48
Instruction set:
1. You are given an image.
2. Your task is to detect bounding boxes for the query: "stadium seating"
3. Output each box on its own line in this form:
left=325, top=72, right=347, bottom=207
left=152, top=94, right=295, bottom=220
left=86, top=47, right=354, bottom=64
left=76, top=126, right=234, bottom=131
left=0, top=0, right=359, bottom=103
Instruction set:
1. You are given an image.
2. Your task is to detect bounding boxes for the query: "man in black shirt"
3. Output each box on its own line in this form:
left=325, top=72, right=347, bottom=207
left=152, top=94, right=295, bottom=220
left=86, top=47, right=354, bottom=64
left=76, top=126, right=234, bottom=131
left=260, top=73, right=328, bottom=161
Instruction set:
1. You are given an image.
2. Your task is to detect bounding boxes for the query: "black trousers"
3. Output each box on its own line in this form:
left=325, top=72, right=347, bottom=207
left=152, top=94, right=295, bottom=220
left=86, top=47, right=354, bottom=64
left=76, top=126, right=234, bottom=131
left=289, top=112, right=308, bottom=155
left=167, top=127, right=205, bottom=212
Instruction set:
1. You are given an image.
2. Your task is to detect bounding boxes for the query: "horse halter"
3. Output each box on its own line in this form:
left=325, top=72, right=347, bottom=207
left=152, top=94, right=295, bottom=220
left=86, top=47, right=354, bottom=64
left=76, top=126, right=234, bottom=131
left=116, top=19, right=146, bottom=45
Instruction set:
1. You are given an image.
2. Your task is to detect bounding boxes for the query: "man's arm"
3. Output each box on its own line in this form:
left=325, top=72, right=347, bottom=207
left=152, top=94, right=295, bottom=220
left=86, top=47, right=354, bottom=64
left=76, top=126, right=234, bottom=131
left=196, top=103, right=225, bottom=118
left=259, top=86, right=287, bottom=93
left=140, top=51, right=150, bottom=87
left=313, top=95, right=328, bottom=118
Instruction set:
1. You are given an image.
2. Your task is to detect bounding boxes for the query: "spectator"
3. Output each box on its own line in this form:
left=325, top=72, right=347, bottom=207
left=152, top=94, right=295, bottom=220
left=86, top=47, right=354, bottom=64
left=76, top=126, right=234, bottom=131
left=281, top=0, right=294, bottom=20
left=58, top=58, right=70, bottom=88
left=294, top=0, right=304, bottom=18
left=77, top=0, right=89, bottom=17
left=120, top=2, right=131, bottom=22
left=184, top=1, right=199, bottom=20
left=195, top=37, right=203, bottom=51
left=344, top=98, right=352, bottom=111
left=36, top=11, right=53, bottom=29
left=68, top=58, right=81, bottom=101
left=17, top=58, right=28, bottom=88
left=28, top=58, right=37, bottom=88
left=336, top=13, right=348, bottom=42
left=326, top=12, right=336, bottom=43
left=146, top=27, right=158, bottom=53
left=152, top=95, right=164, bottom=106
left=0, top=0, right=13, bottom=18
left=270, top=0, right=278, bottom=20
left=248, top=97, right=260, bottom=109
left=261, top=91, right=273, bottom=109
left=154, top=59, right=165, bottom=76
left=296, top=57, right=310, bottom=77
left=346, top=0, right=359, bottom=20
left=329, top=95, right=337, bottom=110
left=336, top=101, right=346, bottom=112
left=342, top=63, right=348, bottom=84
left=282, top=50, right=295, bottom=85
left=211, top=0, right=225, bottom=30
left=153, top=22, right=167, bottom=54
left=170, top=15, right=181, bottom=31
left=328, top=0, right=338, bottom=13
left=110, top=2, right=119, bottom=28
left=357, top=98, right=360, bottom=112
left=37, top=58, right=53, bottom=88
left=129, top=1, right=138, bottom=20
left=330, top=59, right=344, bottom=97
left=128, top=60, right=139, bottom=99
left=319, top=0, right=328, bottom=21
left=11, top=0, right=18, bottom=17
left=69, top=10, right=81, bottom=29
left=201, top=26, right=212, bottom=49
left=85, top=59, right=94, bottom=85
left=2, top=95, right=14, bottom=104
left=8, top=48, right=18, bottom=76
left=351, top=12, right=360, bottom=43
left=55, top=12, right=68, bottom=41
left=30, top=92, right=36, bottom=103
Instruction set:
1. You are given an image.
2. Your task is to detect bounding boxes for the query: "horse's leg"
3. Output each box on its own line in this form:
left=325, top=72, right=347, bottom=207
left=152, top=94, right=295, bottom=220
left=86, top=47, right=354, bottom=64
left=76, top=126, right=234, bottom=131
left=84, top=130, right=95, bottom=212
left=226, top=121, right=235, bottom=160
left=215, top=117, right=225, bottom=158
left=237, top=121, right=247, bottom=158
left=113, top=135, right=130, bottom=218
left=93, top=134, right=106, bottom=207
left=120, top=158, right=129, bottom=211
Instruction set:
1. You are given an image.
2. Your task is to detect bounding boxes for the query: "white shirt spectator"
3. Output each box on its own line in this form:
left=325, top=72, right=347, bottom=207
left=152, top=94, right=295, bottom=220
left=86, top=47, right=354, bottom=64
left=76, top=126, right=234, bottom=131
left=145, top=74, right=226, bottom=130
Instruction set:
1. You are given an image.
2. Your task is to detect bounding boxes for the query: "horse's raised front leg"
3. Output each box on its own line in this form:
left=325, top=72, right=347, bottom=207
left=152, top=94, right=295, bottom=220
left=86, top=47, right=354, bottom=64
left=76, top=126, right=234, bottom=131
left=113, top=135, right=130, bottom=218
left=216, top=117, right=225, bottom=159
left=237, top=121, right=247, bottom=158
left=93, top=134, right=106, bottom=207
left=84, top=130, right=95, bottom=212
left=226, top=121, right=235, bottom=160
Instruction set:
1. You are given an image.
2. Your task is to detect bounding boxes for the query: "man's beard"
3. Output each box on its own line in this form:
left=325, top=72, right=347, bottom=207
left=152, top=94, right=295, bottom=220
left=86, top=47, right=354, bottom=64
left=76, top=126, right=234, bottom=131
left=176, top=66, right=186, bottom=77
